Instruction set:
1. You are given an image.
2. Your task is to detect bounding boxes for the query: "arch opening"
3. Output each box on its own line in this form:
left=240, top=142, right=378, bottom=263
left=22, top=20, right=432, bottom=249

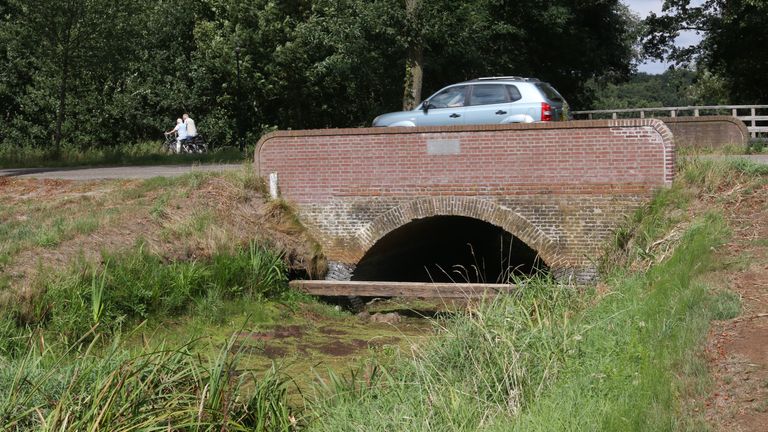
left=352, top=216, right=549, bottom=283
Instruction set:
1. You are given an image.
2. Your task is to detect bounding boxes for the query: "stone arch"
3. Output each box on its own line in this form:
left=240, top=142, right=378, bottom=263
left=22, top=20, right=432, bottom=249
left=354, top=197, right=563, bottom=269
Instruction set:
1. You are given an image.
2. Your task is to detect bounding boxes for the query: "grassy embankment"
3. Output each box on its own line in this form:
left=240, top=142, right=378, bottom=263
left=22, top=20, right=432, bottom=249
left=0, top=141, right=248, bottom=168
left=0, top=166, right=422, bottom=430
left=0, top=158, right=766, bottom=430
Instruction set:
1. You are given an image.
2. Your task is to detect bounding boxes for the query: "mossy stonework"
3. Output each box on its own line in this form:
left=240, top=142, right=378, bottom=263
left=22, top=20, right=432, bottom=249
left=256, top=120, right=676, bottom=282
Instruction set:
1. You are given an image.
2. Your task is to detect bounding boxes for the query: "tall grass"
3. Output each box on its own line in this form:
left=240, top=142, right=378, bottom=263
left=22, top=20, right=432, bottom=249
left=505, top=213, right=728, bottom=431
left=602, top=156, right=767, bottom=271
left=0, top=331, right=295, bottom=431
left=34, top=242, right=288, bottom=340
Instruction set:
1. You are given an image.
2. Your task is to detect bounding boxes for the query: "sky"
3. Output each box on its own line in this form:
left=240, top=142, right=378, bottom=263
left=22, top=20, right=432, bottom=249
left=622, top=0, right=704, bottom=74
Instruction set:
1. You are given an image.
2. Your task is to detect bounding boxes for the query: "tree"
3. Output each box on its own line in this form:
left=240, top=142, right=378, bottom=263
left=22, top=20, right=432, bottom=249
left=1, top=0, right=140, bottom=150
left=403, top=0, right=638, bottom=109
left=402, top=0, right=422, bottom=110
left=585, top=69, right=727, bottom=110
left=644, top=0, right=768, bottom=103
left=0, top=0, right=638, bottom=152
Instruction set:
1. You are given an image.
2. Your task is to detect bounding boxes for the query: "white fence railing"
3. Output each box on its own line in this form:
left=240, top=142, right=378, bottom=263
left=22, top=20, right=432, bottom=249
left=572, top=105, right=768, bottom=138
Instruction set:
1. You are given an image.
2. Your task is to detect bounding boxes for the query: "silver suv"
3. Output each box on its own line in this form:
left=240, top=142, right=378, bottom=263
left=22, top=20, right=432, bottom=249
left=372, top=77, right=568, bottom=127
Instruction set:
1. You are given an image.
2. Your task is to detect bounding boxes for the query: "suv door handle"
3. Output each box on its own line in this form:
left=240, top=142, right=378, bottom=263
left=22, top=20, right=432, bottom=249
left=495, top=110, right=507, bottom=115
left=449, top=113, right=461, bottom=118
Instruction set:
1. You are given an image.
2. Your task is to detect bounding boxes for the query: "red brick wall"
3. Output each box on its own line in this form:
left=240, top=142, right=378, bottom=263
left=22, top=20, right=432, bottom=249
left=256, top=119, right=675, bottom=282
left=661, top=116, right=749, bottom=150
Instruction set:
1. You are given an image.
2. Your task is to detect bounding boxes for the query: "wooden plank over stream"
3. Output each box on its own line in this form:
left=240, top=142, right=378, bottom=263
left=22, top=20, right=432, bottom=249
left=289, top=280, right=516, bottom=298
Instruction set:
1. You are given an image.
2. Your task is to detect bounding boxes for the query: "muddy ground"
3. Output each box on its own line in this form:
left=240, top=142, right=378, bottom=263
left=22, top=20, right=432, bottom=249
left=702, top=177, right=768, bottom=431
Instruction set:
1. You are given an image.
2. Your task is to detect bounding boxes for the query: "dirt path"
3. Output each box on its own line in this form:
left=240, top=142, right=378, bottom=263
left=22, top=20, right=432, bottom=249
left=0, top=163, right=242, bottom=180
left=705, top=179, right=768, bottom=431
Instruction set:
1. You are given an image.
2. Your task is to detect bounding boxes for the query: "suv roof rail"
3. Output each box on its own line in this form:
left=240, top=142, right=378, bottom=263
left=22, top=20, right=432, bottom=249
left=473, top=76, right=539, bottom=82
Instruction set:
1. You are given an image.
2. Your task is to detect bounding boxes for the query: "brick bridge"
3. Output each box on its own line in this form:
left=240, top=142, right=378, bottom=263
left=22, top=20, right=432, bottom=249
left=255, top=119, right=675, bottom=284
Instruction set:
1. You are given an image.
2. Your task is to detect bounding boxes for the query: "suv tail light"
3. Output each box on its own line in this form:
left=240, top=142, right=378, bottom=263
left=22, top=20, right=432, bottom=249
left=541, top=102, right=552, bottom=121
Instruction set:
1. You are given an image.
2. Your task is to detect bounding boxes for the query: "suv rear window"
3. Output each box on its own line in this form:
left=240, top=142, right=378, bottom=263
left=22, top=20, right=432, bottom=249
left=535, top=83, right=563, bottom=102
left=506, top=85, right=522, bottom=102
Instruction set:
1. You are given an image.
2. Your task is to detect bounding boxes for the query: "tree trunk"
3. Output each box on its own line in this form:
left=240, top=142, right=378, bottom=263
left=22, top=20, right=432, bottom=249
left=54, top=49, right=69, bottom=155
left=402, top=0, right=423, bottom=111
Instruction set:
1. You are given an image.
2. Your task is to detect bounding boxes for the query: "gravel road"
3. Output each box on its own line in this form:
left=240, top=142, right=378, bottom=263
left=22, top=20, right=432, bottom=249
left=0, top=163, right=243, bottom=180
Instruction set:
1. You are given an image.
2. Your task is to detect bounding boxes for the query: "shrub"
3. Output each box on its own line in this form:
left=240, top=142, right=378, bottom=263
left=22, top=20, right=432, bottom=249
left=39, top=243, right=288, bottom=339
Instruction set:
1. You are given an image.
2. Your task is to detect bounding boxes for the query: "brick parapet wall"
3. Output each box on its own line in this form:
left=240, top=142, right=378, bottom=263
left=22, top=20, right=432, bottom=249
left=256, top=119, right=676, bottom=188
left=659, top=116, right=749, bottom=150
left=256, top=120, right=674, bottom=281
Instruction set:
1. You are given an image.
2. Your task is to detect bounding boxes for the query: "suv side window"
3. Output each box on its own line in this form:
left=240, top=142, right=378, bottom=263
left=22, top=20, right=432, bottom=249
left=429, top=85, right=468, bottom=108
left=468, top=84, right=509, bottom=106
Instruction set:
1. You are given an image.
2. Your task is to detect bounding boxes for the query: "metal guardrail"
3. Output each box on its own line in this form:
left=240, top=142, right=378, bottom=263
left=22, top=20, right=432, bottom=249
left=572, top=105, right=768, bottom=138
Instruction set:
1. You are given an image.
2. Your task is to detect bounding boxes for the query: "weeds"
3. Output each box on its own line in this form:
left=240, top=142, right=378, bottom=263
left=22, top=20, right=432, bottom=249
left=0, top=332, right=295, bottom=431
left=601, top=157, right=767, bottom=272
left=710, top=290, right=742, bottom=320
left=747, top=138, right=766, bottom=154
left=306, top=276, right=581, bottom=431
left=34, top=242, right=288, bottom=339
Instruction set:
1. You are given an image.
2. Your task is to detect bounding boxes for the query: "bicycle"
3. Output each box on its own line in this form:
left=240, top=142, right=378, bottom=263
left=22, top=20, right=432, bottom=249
left=162, top=132, right=208, bottom=154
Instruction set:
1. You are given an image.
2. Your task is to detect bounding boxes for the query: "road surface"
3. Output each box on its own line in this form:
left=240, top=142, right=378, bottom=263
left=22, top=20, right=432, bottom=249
left=0, top=163, right=243, bottom=180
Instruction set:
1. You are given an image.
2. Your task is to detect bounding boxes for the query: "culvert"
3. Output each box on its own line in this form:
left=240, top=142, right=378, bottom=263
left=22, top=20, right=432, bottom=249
left=351, top=216, right=548, bottom=283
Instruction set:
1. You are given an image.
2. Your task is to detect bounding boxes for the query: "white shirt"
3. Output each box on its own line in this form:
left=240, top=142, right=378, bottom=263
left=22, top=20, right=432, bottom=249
left=184, top=117, right=197, bottom=136
left=173, top=122, right=187, bottom=139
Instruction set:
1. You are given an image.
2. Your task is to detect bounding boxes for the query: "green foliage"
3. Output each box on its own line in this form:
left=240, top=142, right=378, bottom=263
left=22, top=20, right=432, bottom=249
left=308, top=275, right=580, bottom=431
left=748, top=139, right=766, bottom=154
left=602, top=157, right=767, bottom=272
left=587, top=69, right=726, bottom=110
left=0, top=334, right=295, bottom=431
left=38, top=243, right=288, bottom=339
left=508, top=214, right=727, bottom=432
left=644, top=0, right=768, bottom=103
left=1, top=0, right=636, bottom=155
left=0, top=313, right=29, bottom=359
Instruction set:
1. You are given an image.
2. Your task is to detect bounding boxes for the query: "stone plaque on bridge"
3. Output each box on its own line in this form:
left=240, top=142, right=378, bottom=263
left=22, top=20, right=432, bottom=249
left=426, top=139, right=461, bottom=155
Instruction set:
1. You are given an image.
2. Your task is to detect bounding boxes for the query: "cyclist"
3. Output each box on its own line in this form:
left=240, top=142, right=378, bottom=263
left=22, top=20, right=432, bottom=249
left=183, top=113, right=197, bottom=138
left=165, top=118, right=187, bottom=152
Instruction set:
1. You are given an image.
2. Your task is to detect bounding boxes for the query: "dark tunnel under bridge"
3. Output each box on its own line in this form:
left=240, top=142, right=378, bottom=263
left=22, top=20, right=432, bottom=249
left=350, top=216, right=549, bottom=283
